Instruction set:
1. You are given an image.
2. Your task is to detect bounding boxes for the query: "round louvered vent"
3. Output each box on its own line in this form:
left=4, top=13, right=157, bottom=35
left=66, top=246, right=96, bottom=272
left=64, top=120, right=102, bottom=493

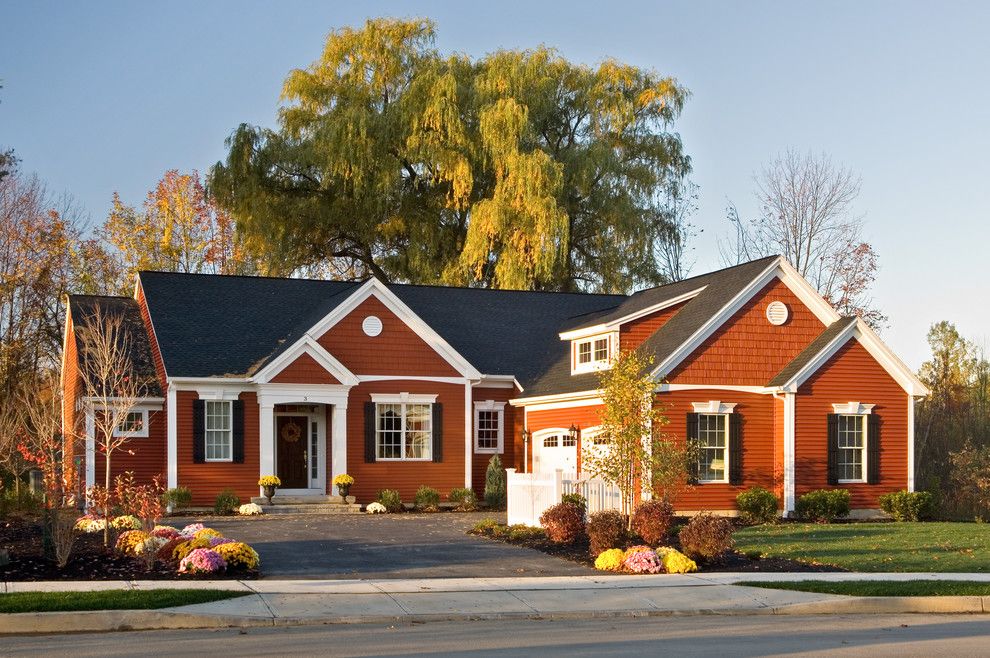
left=362, top=315, right=383, bottom=337
left=765, top=301, right=789, bottom=326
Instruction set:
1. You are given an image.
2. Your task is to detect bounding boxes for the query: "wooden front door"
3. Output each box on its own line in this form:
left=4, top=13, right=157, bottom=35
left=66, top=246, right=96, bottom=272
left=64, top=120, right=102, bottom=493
left=276, top=416, right=308, bottom=488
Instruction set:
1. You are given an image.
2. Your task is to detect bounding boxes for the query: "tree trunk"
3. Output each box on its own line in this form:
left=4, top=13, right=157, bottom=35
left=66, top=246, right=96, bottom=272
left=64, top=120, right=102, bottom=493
left=103, top=452, right=111, bottom=548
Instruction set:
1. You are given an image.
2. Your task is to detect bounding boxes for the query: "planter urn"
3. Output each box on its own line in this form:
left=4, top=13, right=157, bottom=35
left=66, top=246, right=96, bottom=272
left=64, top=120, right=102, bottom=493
left=263, top=485, right=277, bottom=505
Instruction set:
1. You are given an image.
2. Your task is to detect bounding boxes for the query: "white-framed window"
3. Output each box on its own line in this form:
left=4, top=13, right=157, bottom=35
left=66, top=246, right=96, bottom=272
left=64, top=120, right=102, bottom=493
left=113, top=409, right=148, bottom=438
left=571, top=333, right=613, bottom=374
left=836, top=414, right=867, bottom=483
left=696, top=413, right=729, bottom=483
left=205, top=400, right=233, bottom=462
left=474, top=401, right=505, bottom=454
left=372, top=393, right=435, bottom=461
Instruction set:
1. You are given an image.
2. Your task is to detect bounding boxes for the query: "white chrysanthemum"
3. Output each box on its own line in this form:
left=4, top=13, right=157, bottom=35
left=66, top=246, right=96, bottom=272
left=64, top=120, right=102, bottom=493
left=239, top=503, right=264, bottom=515
left=366, top=502, right=387, bottom=514
left=135, top=536, right=168, bottom=556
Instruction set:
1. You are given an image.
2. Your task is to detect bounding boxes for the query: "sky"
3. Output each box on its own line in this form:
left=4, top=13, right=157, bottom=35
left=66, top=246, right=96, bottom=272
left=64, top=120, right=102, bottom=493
left=3, top=1, right=989, bottom=369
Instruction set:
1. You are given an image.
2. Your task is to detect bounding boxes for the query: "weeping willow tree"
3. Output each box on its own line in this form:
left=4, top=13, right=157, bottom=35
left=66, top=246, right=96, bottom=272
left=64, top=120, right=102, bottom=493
left=209, top=17, right=692, bottom=292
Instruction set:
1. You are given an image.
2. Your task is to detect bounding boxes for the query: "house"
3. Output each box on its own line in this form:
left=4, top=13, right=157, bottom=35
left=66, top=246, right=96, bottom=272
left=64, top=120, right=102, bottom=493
left=61, top=255, right=928, bottom=515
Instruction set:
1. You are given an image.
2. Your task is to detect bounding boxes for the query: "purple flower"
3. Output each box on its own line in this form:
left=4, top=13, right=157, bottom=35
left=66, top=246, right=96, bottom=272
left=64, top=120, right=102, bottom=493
left=209, top=537, right=235, bottom=547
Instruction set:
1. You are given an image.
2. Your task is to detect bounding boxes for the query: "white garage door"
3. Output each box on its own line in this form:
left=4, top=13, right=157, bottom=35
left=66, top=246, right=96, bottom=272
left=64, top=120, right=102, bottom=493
left=533, top=430, right=577, bottom=475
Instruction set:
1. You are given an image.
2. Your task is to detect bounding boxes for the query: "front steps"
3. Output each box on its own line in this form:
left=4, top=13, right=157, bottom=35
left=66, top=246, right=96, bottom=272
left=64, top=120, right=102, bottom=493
left=249, top=494, right=363, bottom=515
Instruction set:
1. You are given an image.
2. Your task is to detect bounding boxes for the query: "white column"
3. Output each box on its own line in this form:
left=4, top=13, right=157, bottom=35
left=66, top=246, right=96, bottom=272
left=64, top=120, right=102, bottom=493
left=166, top=385, right=177, bottom=489
left=331, top=403, right=347, bottom=495
left=783, top=392, right=796, bottom=515
left=464, top=383, right=473, bottom=489
left=85, top=408, right=96, bottom=492
left=259, top=402, right=275, bottom=493
left=907, top=395, right=916, bottom=492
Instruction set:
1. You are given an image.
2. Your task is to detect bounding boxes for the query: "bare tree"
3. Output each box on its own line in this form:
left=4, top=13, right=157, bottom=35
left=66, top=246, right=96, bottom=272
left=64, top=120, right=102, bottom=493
left=75, top=307, right=142, bottom=546
left=0, top=394, right=31, bottom=497
left=655, top=182, right=699, bottom=283
left=720, top=150, right=886, bottom=329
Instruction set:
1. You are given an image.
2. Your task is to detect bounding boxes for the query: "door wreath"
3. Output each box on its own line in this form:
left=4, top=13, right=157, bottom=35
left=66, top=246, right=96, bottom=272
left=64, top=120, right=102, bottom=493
left=280, top=420, right=302, bottom=443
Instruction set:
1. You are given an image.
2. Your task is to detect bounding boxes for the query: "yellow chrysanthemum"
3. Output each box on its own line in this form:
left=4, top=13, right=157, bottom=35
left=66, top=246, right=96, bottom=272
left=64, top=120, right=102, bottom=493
left=173, top=538, right=211, bottom=561
left=194, top=528, right=223, bottom=540
left=656, top=547, right=698, bottom=574
left=594, top=548, right=626, bottom=572
left=213, top=542, right=261, bottom=570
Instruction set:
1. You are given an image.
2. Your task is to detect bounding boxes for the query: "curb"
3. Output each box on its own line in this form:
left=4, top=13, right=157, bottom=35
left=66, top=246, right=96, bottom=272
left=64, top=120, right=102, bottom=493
left=2, top=596, right=989, bottom=635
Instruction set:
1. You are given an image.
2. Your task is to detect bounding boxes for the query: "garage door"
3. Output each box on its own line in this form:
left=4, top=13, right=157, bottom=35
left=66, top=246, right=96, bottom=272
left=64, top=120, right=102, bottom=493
left=533, top=430, right=577, bottom=474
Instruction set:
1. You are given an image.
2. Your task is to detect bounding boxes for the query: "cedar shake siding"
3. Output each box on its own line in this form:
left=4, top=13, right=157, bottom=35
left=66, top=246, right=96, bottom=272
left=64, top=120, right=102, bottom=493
left=667, top=278, right=825, bottom=385
left=61, top=313, right=82, bottom=481
left=795, top=340, right=909, bottom=508
left=619, top=301, right=688, bottom=352
left=271, top=353, right=341, bottom=385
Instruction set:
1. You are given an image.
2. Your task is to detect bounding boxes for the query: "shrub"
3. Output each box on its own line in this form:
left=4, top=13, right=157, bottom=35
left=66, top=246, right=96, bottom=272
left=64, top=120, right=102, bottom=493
left=173, top=538, right=211, bottom=561
left=448, top=487, right=477, bottom=511
left=878, top=490, right=936, bottom=521
left=796, top=489, right=851, bottom=523
left=624, top=548, right=664, bottom=573
left=163, top=486, right=192, bottom=511
left=587, top=510, right=626, bottom=556
left=594, top=548, right=626, bottom=571
left=178, top=548, right=226, bottom=574
left=414, top=485, right=441, bottom=511
left=213, top=489, right=240, bottom=516
left=678, top=512, right=735, bottom=562
left=656, top=547, right=698, bottom=573
left=539, top=502, right=586, bottom=543
left=470, top=517, right=502, bottom=536
left=561, top=493, right=587, bottom=514
left=507, top=524, right=545, bottom=542
left=485, top=455, right=506, bottom=509
left=736, top=486, right=779, bottom=525
left=213, top=542, right=260, bottom=570
left=376, top=489, right=403, bottom=513
left=631, top=499, right=674, bottom=545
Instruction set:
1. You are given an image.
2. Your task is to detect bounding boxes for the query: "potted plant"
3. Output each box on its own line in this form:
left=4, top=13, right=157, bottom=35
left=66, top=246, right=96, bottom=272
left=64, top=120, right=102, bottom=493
left=333, top=473, right=355, bottom=499
left=258, top=475, right=281, bottom=504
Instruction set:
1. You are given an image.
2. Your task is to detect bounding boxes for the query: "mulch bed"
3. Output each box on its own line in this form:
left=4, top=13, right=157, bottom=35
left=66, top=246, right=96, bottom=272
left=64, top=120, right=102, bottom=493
left=0, top=516, right=258, bottom=581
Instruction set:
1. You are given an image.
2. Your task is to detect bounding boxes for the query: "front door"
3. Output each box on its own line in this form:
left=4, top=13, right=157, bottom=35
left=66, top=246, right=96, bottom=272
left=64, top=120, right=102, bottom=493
left=276, top=416, right=308, bottom=488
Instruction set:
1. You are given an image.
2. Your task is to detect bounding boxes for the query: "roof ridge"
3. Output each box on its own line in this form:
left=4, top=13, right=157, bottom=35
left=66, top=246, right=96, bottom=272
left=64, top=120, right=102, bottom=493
left=628, top=255, right=780, bottom=296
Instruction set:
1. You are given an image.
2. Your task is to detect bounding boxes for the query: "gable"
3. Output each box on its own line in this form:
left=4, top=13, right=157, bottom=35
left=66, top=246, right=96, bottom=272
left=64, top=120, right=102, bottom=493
left=620, top=301, right=688, bottom=352
left=666, top=277, right=826, bottom=386
left=317, top=296, right=461, bottom=377
left=270, top=352, right=341, bottom=385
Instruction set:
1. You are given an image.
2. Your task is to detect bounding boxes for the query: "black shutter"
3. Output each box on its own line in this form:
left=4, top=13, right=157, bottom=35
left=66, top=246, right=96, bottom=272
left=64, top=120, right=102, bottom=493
left=867, top=414, right=880, bottom=484
left=729, top=413, right=742, bottom=485
left=686, top=413, right=700, bottom=484
left=827, top=414, right=839, bottom=485
left=231, top=399, right=245, bottom=464
left=364, top=401, right=376, bottom=463
left=192, top=399, right=205, bottom=464
left=432, top=403, right=443, bottom=463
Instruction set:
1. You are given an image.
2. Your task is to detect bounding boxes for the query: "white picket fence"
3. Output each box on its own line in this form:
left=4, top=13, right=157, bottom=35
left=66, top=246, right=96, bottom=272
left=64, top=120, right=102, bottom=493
left=505, top=468, right=623, bottom=527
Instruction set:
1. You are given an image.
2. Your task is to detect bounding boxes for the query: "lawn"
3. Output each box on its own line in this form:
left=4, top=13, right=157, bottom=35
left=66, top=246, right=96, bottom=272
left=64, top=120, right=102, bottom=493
left=738, top=580, right=990, bottom=596
left=734, top=522, right=990, bottom=572
left=0, top=589, right=249, bottom=613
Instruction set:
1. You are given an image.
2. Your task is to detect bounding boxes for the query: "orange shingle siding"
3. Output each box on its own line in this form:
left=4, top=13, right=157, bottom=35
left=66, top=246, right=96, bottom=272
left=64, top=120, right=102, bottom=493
left=794, top=340, right=908, bottom=508
left=271, top=353, right=341, bottom=385
left=667, top=278, right=826, bottom=385
left=619, top=301, right=688, bottom=352
left=318, top=297, right=460, bottom=377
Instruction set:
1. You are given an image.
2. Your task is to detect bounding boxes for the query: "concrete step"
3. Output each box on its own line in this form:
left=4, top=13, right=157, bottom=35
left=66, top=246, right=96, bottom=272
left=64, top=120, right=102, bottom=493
left=250, top=495, right=356, bottom=505
left=262, top=503, right=363, bottom=515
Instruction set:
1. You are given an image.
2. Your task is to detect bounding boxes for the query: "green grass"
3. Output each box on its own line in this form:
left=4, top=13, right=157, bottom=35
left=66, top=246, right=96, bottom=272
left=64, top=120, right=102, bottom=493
left=735, top=522, right=990, bottom=572
left=0, top=589, right=249, bottom=614
left=738, top=580, right=990, bottom=597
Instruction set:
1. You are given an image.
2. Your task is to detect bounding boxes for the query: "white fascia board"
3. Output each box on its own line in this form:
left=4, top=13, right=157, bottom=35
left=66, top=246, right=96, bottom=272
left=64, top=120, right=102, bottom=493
left=290, top=278, right=483, bottom=380
left=558, top=287, right=706, bottom=341
left=253, top=335, right=359, bottom=386
left=475, top=375, right=521, bottom=390
left=779, top=320, right=860, bottom=393
left=775, top=258, right=842, bottom=325
left=509, top=389, right=602, bottom=408
left=657, top=383, right=777, bottom=394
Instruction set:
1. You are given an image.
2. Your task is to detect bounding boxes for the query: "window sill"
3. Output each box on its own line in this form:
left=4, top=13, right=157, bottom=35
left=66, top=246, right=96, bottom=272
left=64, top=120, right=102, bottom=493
left=113, top=432, right=148, bottom=439
left=697, top=479, right=729, bottom=484
left=474, top=448, right=501, bottom=454
left=375, top=457, right=433, bottom=462
left=837, top=479, right=866, bottom=484
left=204, top=458, right=233, bottom=463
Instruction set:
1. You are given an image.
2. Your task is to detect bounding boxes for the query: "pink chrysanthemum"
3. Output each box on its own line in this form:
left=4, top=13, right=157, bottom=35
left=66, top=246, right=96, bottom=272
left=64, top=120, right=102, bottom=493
left=623, top=549, right=665, bottom=574
left=178, top=548, right=226, bottom=574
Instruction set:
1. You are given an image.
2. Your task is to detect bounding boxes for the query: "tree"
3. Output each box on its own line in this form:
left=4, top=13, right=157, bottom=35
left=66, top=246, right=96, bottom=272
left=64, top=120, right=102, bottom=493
left=75, top=307, right=143, bottom=546
left=581, top=351, right=684, bottom=528
left=654, top=181, right=698, bottom=282
left=101, top=170, right=256, bottom=285
left=721, top=150, right=886, bottom=328
left=209, top=17, right=692, bottom=292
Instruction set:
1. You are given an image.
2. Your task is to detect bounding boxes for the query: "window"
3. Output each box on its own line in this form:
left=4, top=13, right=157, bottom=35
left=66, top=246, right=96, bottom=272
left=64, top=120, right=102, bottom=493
left=837, top=414, right=866, bottom=482
left=696, top=414, right=728, bottom=483
left=205, top=400, right=232, bottom=462
left=543, top=435, right=559, bottom=448
left=114, top=410, right=148, bottom=438
left=572, top=334, right=613, bottom=374
left=562, top=433, right=577, bottom=447
left=376, top=402, right=432, bottom=461
left=474, top=401, right=505, bottom=453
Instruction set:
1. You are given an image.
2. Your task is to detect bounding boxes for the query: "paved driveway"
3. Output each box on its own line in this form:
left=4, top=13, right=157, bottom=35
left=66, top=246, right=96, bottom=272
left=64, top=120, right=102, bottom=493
left=172, top=512, right=593, bottom=580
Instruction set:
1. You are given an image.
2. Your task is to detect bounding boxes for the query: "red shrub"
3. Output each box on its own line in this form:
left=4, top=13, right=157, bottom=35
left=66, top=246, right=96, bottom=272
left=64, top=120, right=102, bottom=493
left=587, top=510, right=626, bottom=556
left=678, top=512, right=735, bottom=562
left=631, top=499, right=674, bottom=545
left=539, top=502, right=586, bottom=544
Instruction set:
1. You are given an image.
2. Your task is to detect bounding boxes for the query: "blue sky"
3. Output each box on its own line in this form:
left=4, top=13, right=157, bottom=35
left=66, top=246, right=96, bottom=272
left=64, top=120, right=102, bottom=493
left=3, top=1, right=988, bottom=368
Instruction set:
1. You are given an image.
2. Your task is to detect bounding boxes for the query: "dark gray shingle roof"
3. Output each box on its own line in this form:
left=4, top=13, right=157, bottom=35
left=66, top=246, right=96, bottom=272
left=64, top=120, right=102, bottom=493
left=767, top=316, right=857, bottom=387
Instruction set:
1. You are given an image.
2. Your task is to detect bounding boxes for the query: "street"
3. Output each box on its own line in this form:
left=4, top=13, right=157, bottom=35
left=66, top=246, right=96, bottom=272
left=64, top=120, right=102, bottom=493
left=6, top=614, right=990, bottom=657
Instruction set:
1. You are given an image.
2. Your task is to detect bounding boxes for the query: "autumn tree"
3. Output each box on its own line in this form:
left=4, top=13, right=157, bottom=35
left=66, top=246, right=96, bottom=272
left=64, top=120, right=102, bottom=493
left=721, top=150, right=886, bottom=328
left=210, top=17, right=692, bottom=292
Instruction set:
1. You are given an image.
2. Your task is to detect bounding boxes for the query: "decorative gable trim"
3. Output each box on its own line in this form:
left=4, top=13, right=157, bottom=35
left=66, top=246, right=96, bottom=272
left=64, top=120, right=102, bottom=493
left=253, top=335, right=359, bottom=386
left=832, top=401, right=875, bottom=415
left=558, top=287, right=706, bottom=341
left=298, top=278, right=482, bottom=380
left=691, top=400, right=737, bottom=414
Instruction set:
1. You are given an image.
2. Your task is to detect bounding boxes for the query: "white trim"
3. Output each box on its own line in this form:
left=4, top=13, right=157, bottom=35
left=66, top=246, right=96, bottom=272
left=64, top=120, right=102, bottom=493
left=509, top=390, right=600, bottom=407
left=570, top=332, right=615, bottom=375
left=330, top=403, right=348, bottom=496
left=778, top=320, right=859, bottom=393
left=782, top=392, right=795, bottom=514
left=252, top=336, right=359, bottom=386
left=558, top=287, right=706, bottom=340
left=464, top=383, right=473, bottom=488
left=835, top=413, right=868, bottom=484
left=691, top=400, right=737, bottom=414
left=908, top=396, right=916, bottom=492
left=273, top=406, right=327, bottom=491
left=85, top=408, right=95, bottom=491
left=166, top=385, right=177, bottom=488
left=169, top=377, right=252, bottom=385
left=82, top=396, right=165, bottom=405
left=359, top=375, right=468, bottom=384
left=831, top=402, right=875, bottom=415
left=658, top=383, right=775, bottom=394
left=518, top=397, right=604, bottom=412
left=256, top=384, right=350, bottom=407
left=112, top=409, right=149, bottom=438
left=474, top=400, right=506, bottom=454
left=203, top=399, right=234, bottom=462
left=370, top=392, right=438, bottom=404
left=296, top=278, right=482, bottom=380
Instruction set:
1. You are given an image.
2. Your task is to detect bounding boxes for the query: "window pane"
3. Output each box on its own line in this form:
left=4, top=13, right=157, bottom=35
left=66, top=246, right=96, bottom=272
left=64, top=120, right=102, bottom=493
left=696, top=414, right=727, bottom=481
left=578, top=342, right=592, bottom=364
left=406, top=430, right=431, bottom=459
left=562, top=434, right=577, bottom=447
left=118, top=411, right=144, bottom=433
left=204, top=401, right=231, bottom=460
left=377, top=404, right=402, bottom=459
left=543, top=435, right=558, bottom=448
left=593, top=338, right=608, bottom=361
left=477, top=410, right=500, bottom=450
left=837, top=414, right=865, bottom=480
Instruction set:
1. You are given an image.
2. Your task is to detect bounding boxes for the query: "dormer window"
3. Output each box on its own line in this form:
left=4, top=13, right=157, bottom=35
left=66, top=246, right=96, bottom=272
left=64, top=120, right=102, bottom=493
left=572, top=334, right=614, bottom=374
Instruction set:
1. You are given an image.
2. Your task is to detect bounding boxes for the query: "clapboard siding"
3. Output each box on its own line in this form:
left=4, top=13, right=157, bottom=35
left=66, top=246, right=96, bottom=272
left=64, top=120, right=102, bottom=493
left=795, top=340, right=908, bottom=508
left=471, top=387, right=517, bottom=496
left=271, top=353, right=340, bottom=385
left=92, top=408, right=166, bottom=487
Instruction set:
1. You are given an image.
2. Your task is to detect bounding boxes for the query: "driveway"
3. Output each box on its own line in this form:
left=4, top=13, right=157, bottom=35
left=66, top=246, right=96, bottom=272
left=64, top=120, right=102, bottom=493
left=171, top=512, right=593, bottom=579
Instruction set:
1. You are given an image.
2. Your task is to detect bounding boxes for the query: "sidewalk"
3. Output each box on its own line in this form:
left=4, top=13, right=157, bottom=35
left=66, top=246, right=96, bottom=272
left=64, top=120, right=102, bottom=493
left=4, top=573, right=990, bottom=635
